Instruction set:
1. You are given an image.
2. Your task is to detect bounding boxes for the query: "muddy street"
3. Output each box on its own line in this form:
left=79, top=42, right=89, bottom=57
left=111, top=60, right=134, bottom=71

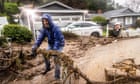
left=77, top=38, right=140, bottom=82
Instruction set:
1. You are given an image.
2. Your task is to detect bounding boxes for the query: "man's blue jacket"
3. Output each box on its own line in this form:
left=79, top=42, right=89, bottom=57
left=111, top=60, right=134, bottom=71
left=33, top=14, right=65, bottom=50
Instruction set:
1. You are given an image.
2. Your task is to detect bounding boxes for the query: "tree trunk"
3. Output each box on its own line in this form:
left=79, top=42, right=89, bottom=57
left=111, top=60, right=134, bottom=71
left=0, top=0, right=5, bottom=13
left=16, top=0, right=21, bottom=6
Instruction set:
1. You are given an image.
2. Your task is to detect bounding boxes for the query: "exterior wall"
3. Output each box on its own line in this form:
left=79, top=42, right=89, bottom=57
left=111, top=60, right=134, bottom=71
left=33, top=12, right=84, bottom=23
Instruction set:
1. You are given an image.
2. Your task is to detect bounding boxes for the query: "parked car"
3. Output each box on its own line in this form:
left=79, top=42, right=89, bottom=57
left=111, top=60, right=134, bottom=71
left=59, top=21, right=103, bottom=37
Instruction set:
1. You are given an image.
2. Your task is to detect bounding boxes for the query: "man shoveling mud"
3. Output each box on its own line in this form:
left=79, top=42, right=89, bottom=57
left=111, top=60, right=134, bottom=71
left=31, top=14, right=65, bottom=80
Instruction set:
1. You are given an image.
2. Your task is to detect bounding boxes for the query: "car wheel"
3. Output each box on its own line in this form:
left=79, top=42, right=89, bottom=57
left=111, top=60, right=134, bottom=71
left=91, top=32, right=100, bottom=37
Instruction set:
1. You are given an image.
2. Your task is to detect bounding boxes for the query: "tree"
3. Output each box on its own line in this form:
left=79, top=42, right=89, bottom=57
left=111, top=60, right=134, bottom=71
left=86, top=0, right=107, bottom=12
left=124, top=0, right=140, bottom=12
left=57, top=0, right=87, bottom=9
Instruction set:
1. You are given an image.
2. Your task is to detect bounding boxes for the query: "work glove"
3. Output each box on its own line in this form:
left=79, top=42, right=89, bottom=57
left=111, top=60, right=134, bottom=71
left=31, top=45, right=38, bottom=58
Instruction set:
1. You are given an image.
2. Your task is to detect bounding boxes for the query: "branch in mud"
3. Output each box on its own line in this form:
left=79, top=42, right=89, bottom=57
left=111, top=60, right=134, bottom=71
left=0, top=51, right=21, bottom=71
left=0, top=47, right=30, bottom=73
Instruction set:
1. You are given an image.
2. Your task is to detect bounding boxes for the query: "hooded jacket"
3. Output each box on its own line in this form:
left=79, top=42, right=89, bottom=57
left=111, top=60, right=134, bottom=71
left=33, top=14, right=65, bottom=50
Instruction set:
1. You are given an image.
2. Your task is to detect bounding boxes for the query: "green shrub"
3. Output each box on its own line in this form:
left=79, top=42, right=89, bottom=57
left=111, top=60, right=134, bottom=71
left=135, top=19, right=140, bottom=27
left=92, top=16, right=107, bottom=25
left=2, top=24, right=32, bottom=43
left=4, top=2, right=19, bottom=14
left=0, top=13, right=7, bottom=16
left=63, top=31, right=79, bottom=40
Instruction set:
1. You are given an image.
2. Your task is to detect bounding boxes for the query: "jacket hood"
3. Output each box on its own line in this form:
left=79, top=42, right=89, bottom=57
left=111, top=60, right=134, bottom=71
left=42, top=14, right=54, bottom=28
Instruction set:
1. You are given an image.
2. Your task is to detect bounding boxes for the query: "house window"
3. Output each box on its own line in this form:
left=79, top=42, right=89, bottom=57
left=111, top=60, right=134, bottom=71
left=61, top=18, right=70, bottom=21
left=53, top=18, right=60, bottom=21
left=125, top=17, right=132, bottom=25
left=111, top=18, right=118, bottom=23
left=118, top=18, right=123, bottom=23
left=72, top=17, right=80, bottom=21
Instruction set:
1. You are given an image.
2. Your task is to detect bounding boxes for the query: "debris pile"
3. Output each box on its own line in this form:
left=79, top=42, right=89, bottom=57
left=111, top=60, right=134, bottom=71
left=65, top=37, right=118, bottom=58
left=105, top=58, right=140, bottom=84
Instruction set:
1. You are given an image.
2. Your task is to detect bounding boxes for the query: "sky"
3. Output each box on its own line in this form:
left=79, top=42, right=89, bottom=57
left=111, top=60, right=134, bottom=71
left=114, top=0, right=140, bottom=12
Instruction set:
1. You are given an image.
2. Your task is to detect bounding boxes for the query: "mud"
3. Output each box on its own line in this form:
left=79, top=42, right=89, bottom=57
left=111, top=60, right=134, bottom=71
left=0, top=37, right=140, bottom=84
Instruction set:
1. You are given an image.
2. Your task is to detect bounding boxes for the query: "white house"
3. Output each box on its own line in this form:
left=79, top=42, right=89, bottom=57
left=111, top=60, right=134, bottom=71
left=19, top=1, right=88, bottom=30
left=19, top=1, right=88, bottom=40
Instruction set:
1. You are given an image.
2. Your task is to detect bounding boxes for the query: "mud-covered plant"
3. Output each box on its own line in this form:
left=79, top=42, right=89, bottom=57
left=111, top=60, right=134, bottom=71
left=0, top=37, right=8, bottom=48
left=63, top=31, right=79, bottom=40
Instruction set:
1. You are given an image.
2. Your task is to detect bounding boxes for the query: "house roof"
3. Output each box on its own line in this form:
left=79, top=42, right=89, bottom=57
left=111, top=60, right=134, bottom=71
left=86, top=8, right=140, bottom=20
left=103, top=8, right=140, bottom=19
left=34, top=1, right=88, bottom=14
left=36, top=1, right=73, bottom=10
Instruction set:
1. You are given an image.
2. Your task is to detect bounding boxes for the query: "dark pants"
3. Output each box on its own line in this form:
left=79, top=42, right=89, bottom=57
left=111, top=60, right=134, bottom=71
left=43, top=55, right=60, bottom=79
left=109, top=29, right=120, bottom=37
left=44, top=46, right=63, bottom=79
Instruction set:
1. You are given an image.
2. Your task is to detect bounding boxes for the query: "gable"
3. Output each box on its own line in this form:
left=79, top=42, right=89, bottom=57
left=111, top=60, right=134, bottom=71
left=103, top=8, right=138, bottom=19
left=122, top=8, right=134, bottom=13
left=39, top=3, right=71, bottom=10
left=37, top=1, right=73, bottom=10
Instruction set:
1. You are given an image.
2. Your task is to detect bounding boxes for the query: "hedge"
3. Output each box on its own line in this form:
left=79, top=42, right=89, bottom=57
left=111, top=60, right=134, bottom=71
left=92, top=16, right=107, bottom=25
left=63, top=31, right=79, bottom=40
left=2, top=24, right=32, bottom=43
